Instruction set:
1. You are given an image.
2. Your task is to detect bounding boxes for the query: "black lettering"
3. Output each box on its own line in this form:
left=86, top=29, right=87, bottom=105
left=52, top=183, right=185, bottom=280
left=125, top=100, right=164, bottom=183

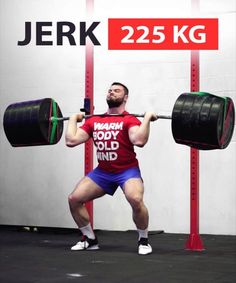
left=36, top=22, right=53, bottom=45
left=18, top=22, right=31, bottom=46
left=57, top=22, right=76, bottom=45
left=80, top=22, right=101, bottom=45
left=18, top=21, right=101, bottom=46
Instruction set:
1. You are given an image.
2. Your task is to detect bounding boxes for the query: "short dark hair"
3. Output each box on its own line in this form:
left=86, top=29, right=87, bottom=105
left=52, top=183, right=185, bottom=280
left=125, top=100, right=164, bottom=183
left=111, top=82, right=129, bottom=96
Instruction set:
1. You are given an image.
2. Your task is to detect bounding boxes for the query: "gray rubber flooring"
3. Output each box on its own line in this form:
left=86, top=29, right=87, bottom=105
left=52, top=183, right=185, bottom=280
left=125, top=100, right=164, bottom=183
left=0, top=226, right=235, bottom=283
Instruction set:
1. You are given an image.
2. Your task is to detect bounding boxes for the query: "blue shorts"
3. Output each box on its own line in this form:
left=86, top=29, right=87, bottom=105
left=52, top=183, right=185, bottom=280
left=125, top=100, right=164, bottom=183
left=87, top=167, right=142, bottom=195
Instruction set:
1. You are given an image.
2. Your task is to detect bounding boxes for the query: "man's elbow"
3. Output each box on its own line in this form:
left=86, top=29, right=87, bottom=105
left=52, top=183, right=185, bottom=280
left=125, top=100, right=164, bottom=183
left=133, top=138, right=148, bottom=147
left=135, top=143, right=145, bottom=148
left=66, top=142, right=75, bottom=147
left=65, top=137, right=78, bottom=147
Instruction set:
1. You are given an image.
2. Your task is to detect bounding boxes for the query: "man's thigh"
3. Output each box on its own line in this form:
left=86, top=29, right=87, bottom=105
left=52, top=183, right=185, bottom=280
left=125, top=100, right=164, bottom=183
left=71, top=176, right=106, bottom=203
left=123, top=178, right=144, bottom=201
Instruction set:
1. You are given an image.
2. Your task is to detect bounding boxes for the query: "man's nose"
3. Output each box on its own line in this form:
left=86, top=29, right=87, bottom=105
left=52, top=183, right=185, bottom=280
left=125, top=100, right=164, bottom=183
left=108, top=90, right=114, bottom=95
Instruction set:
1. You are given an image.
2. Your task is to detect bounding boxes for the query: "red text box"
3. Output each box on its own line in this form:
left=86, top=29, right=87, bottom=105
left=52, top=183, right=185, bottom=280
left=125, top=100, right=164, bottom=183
left=108, top=18, right=218, bottom=50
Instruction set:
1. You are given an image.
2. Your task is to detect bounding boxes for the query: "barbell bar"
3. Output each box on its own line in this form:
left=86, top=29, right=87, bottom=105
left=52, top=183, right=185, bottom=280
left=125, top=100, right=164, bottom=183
left=3, top=92, right=235, bottom=150
left=52, top=113, right=172, bottom=122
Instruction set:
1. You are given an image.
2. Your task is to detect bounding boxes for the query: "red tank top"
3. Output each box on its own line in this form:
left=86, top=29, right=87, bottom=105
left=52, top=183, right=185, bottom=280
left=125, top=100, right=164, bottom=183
left=80, top=111, right=141, bottom=173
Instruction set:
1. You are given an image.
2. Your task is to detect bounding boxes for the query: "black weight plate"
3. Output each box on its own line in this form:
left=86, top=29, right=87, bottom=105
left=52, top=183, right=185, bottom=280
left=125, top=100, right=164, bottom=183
left=40, top=99, right=64, bottom=145
left=219, top=97, right=235, bottom=149
left=188, top=95, right=209, bottom=146
left=171, top=93, right=227, bottom=150
left=3, top=98, right=63, bottom=147
left=171, top=93, right=191, bottom=144
left=199, top=96, right=225, bottom=149
left=172, top=93, right=205, bottom=149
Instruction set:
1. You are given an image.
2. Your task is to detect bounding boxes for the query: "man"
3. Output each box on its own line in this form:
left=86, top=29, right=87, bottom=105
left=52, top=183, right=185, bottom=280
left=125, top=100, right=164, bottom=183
left=65, top=82, right=157, bottom=255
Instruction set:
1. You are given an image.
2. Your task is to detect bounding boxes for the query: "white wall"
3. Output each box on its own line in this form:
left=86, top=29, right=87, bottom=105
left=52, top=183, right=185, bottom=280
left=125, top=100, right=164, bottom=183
left=92, top=0, right=236, bottom=235
left=0, top=0, right=235, bottom=235
left=199, top=2, right=236, bottom=234
left=0, top=0, right=87, bottom=228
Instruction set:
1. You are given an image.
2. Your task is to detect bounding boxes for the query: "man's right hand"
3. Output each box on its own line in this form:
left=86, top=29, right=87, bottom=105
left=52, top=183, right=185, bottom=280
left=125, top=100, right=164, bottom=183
left=70, top=113, right=84, bottom=123
left=144, top=112, right=158, bottom=122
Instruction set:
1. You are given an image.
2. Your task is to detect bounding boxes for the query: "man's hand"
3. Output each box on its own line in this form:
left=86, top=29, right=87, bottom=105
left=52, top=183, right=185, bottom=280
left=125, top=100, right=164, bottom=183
left=65, top=113, right=89, bottom=147
left=129, top=112, right=158, bottom=147
left=144, top=112, right=158, bottom=122
left=70, top=113, right=84, bottom=123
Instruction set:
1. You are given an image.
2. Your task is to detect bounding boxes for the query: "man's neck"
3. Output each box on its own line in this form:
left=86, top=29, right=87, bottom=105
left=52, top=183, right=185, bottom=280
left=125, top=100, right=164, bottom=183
left=107, top=105, right=126, bottom=114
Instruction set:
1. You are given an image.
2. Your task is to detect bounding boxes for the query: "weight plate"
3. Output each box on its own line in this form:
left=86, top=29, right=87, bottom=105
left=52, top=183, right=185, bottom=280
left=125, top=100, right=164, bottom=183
left=219, top=97, right=235, bottom=149
left=171, top=93, right=227, bottom=150
left=3, top=98, right=63, bottom=147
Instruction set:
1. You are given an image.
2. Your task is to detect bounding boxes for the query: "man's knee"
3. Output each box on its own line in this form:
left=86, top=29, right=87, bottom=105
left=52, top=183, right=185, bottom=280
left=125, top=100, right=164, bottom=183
left=127, top=194, right=144, bottom=211
left=68, top=193, right=83, bottom=208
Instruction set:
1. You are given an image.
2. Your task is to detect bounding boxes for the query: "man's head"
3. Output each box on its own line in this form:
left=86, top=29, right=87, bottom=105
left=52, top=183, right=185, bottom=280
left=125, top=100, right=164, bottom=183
left=106, top=82, right=129, bottom=108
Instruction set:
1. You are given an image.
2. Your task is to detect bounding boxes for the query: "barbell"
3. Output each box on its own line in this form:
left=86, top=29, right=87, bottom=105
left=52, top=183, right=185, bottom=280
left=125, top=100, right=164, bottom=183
left=3, top=92, right=235, bottom=150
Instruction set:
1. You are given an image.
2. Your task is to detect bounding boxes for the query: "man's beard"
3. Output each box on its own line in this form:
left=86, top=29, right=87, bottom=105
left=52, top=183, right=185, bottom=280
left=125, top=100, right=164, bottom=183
left=106, top=97, right=124, bottom=108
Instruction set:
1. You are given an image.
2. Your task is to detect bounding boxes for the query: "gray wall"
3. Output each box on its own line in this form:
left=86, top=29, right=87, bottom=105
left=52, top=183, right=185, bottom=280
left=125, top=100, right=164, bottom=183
left=0, top=0, right=235, bottom=235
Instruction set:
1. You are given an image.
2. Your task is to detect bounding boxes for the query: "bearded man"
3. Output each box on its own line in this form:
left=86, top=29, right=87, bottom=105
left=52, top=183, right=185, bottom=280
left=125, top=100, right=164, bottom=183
left=65, top=82, right=157, bottom=255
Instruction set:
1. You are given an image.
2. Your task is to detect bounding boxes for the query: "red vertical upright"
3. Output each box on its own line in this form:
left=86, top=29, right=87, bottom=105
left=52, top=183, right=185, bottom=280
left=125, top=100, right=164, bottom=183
left=185, top=0, right=204, bottom=251
left=84, top=0, right=94, bottom=227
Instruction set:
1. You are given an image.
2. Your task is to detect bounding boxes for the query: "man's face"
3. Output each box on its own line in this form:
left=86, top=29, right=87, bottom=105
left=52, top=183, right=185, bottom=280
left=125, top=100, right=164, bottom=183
left=106, top=85, right=127, bottom=108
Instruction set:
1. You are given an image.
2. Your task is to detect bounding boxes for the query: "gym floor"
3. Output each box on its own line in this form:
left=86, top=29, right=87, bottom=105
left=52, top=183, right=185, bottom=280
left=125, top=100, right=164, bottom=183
left=0, top=226, right=235, bottom=283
